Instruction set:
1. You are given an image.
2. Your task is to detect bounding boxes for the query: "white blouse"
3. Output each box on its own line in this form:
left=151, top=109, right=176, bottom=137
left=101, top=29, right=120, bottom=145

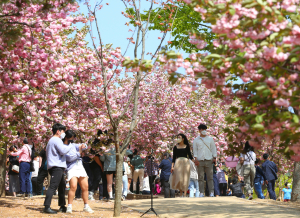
left=240, top=151, right=256, bottom=165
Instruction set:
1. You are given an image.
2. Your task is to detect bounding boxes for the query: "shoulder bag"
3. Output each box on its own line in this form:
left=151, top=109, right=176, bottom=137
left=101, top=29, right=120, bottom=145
left=25, top=145, right=35, bottom=172
left=199, top=138, right=215, bottom=163
left=12, top=165, right=19, bottom=173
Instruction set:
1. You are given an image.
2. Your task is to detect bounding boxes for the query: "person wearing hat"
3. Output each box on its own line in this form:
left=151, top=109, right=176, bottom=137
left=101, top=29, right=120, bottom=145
left=261, top=153, right=278, bottom=200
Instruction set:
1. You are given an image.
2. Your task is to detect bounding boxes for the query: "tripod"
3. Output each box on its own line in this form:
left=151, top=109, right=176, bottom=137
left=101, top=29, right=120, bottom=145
left=141, top=150, right=158, bottom=217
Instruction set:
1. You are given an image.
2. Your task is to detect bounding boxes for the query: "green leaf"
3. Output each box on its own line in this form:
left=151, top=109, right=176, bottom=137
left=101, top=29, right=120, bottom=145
left=257, top=0, right=264, bottom=5
left=255, top=113, right=266, bottom=123
left=252, top=124, right=264, bottom=130
left=205, top=54, right=222, bottom=59
left=291, top=46, right=300, bottom=53
left=270, top=33, right=278, bottom=41
left=290, top=57, right=299, bottom=63
left=260, top=41, right=268, bottom=46
left=229, top=8, right=236, bottom=15
left=293, top=114, right=299, bottom=123
left=255, top=85, right=267, bottom=91
left=265, top=6, right=273, bottom=13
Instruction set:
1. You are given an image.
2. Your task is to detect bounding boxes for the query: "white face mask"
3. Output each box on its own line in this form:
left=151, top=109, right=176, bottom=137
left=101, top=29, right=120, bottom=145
left=201, top=130, right=207, bottom=136
left=60, top=132, right=66, bottom=139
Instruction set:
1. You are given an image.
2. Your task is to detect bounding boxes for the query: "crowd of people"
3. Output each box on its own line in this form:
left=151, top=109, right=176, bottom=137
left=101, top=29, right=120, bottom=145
left=5, top=123, right=293, bottom=214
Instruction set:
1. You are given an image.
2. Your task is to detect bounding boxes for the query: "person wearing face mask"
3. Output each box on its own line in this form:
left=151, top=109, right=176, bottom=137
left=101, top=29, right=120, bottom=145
left=170, top=134, right=193, bottom=197
left=43, top=123, right=72, bottom=214
left=193, top=124, right=217, bottom=197
left=62, top=130, right=94, bottom=214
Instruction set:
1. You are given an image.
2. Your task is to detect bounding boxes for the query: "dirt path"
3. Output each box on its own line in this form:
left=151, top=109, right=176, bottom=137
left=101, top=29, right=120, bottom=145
left=1, top=196, right=300, bottom=217
left=0, top=196, right=156, bottom=217
left=123, top=196, right=300, bottom=218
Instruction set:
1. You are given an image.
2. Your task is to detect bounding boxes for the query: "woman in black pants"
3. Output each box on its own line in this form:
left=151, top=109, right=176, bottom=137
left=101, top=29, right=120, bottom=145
left=88, top=153, right=104, bottom=200
left=159, top=153, right=175, bottom=198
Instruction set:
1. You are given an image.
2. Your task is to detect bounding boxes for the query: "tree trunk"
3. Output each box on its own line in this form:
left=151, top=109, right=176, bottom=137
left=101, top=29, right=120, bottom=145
left=291, top=161, right=300, bottom=202
left=113, top=153, right=124, bottom=217
left=0, top=144, right=7, bottom=197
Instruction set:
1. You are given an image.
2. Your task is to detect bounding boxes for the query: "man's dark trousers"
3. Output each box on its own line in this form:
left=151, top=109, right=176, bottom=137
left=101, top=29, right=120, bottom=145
left=44, top=167, right=66, bottom=207
left=267, top=179, right=276, bottom=200
left=37, top=168, right=48, bottom=195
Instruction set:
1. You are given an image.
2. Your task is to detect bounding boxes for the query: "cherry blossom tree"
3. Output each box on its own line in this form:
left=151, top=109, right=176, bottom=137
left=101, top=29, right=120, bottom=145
left=0, top=0, right=121, bottom=196
left=159, top=0, right=300, bottom=202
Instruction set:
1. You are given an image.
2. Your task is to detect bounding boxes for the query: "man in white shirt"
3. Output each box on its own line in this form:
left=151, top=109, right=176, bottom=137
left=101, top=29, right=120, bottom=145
left=193, top=124, right=217, bottom=197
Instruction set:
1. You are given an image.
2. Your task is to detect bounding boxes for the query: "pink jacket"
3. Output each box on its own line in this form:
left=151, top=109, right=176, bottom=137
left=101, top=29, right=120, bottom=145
left=10, top=144, right=32, bottom=163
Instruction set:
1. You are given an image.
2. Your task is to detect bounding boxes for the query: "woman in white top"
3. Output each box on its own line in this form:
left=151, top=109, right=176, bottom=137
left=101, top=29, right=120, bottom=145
left=122, top=158, right=131, bottom=200
left=31, top=156, right=40, bottom=196
left=239, top=141, right=256, bottom=200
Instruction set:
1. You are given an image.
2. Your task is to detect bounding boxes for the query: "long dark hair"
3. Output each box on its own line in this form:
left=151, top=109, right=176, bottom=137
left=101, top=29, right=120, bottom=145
left=243, top=141, right=254, bottom=153
left=178, top=133, right=190, bottom=147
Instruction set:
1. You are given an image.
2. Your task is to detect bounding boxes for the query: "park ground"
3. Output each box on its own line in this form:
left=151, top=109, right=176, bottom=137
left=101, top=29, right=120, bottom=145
left=1, top=196, right=300, bottom=217
left=0, top=196, right=155, bottom=217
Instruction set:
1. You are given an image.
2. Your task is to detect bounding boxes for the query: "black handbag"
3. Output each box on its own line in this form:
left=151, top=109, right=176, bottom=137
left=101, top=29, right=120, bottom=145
left=29, top=161, right=35, bottom=172
left=25, top=145, right=35, bottom=172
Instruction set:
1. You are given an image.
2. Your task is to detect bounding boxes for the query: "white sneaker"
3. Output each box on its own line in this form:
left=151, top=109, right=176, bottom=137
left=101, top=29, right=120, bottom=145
left=127, top=190, right=133, bottom=194
left=66, top=206, right=72, bottom=214
left=199, top=193, right=204, bottom=197
left=88, top=195, right=95, bottom=200
left=16, top=193, right=25, bottom=197
left=210, top=192, right=214, bottom=197
left=121, top=195, right=126, bottom=201
left=83, top=205, right=94, bottom=213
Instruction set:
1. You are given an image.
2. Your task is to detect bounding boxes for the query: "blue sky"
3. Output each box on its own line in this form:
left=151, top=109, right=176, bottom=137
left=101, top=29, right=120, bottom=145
left=76, top=0, right=243, bottom=84
left=77, top=0, right=179, bottom=60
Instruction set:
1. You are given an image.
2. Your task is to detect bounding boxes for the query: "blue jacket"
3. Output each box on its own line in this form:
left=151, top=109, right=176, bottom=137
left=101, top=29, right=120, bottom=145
left=254, top=165, right=267, bottom=183
left=262, top=160, right=278, bottom=181
left=159, top=157, right=173, bottom=182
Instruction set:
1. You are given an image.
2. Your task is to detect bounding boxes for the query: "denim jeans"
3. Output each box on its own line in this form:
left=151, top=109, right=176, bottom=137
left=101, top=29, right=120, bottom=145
left=19, top=162, right=31, bottom=194
left=122, top=175, right=128, bottom=197
left=254, top=180, right=265, bottom=199
left=29, top=172, right=32, bottom=194
left=189, top=178, right=200, bottom=197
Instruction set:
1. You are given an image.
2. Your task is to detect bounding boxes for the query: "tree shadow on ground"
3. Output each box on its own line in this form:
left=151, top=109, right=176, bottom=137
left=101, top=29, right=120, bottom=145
left=0, top=199, right=23, bottom=208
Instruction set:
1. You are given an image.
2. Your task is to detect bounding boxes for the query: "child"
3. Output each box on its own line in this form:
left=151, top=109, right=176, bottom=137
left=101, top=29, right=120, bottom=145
left=189, top=159, right=199, bottom=197
left=282, top=183, right=292, bottom=202
left=154, top=178, right=161, bottom=195
left=229, top=177, right=245, bottom=198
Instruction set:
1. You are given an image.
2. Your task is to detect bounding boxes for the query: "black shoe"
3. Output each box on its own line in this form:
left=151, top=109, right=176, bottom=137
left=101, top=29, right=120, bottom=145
left=58, top=206, right=67, bottom=213
left=43, top=207, right=57, bottom=214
